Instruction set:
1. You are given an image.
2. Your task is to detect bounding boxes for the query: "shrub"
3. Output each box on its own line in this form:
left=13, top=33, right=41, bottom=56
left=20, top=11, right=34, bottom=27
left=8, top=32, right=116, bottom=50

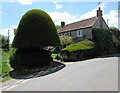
left=60, top=40, right=95, bottom=61
left=10, top=49, right=52, bottom=69
left=59, top=35, right=73, bottom=46
left=62, top=40, right=94, bottom=52
left=10, top=9, right=60, bottom=69
left=12, top=9, right=60, bottom=48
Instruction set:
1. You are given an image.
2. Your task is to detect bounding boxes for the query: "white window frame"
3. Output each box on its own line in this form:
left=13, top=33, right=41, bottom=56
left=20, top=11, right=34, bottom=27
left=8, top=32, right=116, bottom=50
left=77, top=30, right=83, bottom=37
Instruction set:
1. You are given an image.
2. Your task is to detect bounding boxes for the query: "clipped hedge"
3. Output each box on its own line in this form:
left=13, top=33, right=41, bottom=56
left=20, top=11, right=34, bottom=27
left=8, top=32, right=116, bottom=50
left=10, top=49, right=52, bottom=69
left=10, top=9, right=60, bottom=69
left=12, top=9, right=60, bottom=48
left=62, top=40, right=94, bottom=52
left=92, top=28, right=113, bottom=55
left=60, top=40, right=95, bottom=61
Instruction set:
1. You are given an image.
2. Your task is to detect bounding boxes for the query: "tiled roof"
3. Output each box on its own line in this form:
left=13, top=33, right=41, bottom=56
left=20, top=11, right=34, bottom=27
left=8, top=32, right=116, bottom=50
left=58, top=17, right=98, bottom=33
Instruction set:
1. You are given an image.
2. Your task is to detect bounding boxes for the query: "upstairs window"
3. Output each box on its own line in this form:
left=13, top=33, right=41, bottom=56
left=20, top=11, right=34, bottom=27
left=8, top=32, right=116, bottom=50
left=77, top=30, right=83, bottom=37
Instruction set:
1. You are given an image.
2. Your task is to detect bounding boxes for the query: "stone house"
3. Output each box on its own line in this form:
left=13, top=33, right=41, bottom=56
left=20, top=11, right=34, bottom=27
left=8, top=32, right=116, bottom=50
left=58, top=7, right=119, bottom=44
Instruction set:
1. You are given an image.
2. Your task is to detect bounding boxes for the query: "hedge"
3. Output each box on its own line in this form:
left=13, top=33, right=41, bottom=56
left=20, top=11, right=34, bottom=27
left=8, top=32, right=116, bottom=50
left=10, top=9, right=60, bottom=69
left=10, top=49, right=52, bottom=69
left=12, top=9, right=60, bottom=48
left=62, top=40, right=95, bottom=52
left=60, top=40, right=95, bottom=61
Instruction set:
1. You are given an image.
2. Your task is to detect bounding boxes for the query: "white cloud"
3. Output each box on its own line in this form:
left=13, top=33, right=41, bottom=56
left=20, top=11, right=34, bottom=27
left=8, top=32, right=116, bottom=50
left=18, top=0, right=32, bottom=5
left=53, top=1, right=63, bottom=9
left=48, top=11, right=78, bottom=25
left=77, top=3, right=106, bottom=20
left=103, top=10, right=118, bottom=27
left=0, top=26, right=17, bottom=43
left=48, top=3, right=118, bottom=28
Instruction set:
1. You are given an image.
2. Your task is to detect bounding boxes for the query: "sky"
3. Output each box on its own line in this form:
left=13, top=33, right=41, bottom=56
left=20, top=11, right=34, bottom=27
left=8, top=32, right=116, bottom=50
left=0, top=0, right=119, bottom=43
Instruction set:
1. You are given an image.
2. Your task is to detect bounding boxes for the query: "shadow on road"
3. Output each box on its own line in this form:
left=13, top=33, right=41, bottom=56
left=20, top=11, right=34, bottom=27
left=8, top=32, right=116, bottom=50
left=9, top=61, right=66, bottom=79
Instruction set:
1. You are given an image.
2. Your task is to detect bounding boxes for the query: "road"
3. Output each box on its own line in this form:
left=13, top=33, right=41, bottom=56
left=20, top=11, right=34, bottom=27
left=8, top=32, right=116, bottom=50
left=1, top=56, right=118, bottom=91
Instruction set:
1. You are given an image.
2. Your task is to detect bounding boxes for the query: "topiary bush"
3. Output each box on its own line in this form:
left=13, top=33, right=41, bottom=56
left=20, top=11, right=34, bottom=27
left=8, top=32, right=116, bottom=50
left=10, top=9, right=60, bottom=69
left=60, top=40, right=95, bottom=61
left=12, top=9, right=60, bottom=48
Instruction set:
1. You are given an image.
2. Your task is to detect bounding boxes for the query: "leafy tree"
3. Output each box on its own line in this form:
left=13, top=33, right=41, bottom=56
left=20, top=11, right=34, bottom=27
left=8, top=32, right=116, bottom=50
left=59, top=35, right=73, bottom=45
left=0, top=35, right=9, bottom=51
left=55, top=25, right=61, bottom=31
left=10, top=9, right=60, bottom=69
left=110, top=26, right=120, bottom=40
left=92, top=28, right=113, bottom=55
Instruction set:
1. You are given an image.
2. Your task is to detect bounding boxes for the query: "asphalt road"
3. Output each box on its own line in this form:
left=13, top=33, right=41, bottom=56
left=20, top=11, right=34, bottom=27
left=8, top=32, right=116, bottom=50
left=2, top=56, right=118, bottom=91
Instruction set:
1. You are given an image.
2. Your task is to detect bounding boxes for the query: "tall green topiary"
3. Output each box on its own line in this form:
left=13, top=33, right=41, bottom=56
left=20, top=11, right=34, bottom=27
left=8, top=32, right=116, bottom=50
left=10, top=9, right=60, bottom=69
left=12, top=9, right=60, bottom=48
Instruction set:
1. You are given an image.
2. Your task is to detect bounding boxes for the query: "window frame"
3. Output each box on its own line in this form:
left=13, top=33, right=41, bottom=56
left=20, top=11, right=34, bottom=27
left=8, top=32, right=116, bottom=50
left=77, top=30, right=83, bottom=37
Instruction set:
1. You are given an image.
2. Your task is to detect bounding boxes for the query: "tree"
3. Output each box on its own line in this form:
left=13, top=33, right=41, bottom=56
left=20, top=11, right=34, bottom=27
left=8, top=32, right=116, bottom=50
left=55, top=25, right=61, bottom=31
left=0, top=35, right=9, bottom=51
left=59, top=35, right=73, bottom=46
left=92, top=28, right=113, bottom=55
left=110, top=26, right=120, bottom=40
left=10, top=9, right=60, bottom=69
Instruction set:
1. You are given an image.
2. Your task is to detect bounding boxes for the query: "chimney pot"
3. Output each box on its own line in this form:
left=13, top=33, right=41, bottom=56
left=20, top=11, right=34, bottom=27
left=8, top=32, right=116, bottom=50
left=61, top=21, right=65, bottom=28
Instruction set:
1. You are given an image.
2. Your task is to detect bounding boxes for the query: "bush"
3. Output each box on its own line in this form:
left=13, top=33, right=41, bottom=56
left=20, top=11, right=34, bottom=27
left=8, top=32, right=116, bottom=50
left=60, top=40, right=95, bottom=61
left=59, top=35, right=73, bottom=46
left=10, top=9, right=60, bottom=69
left=62, top=40, right=94, bottom=52
left=12, top=9, right=60, bottom=48
left=10, top=49, right=52, bottom=69
left=0, top=35, right=9, bottom=51
left=92, top=28, right=113, bottom=56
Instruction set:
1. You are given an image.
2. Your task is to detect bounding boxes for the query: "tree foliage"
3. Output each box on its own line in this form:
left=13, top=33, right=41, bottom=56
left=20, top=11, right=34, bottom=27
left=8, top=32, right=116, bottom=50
left=59, top=35, right=73, bottom=45
left=55, top=25, right=61, bottom=31
left=12, top=9, right=60, bottom=48
left=0, top=35, right=9, bottom=51
left=10, top=9, right=60, bottom=69
left=92, top=28, right=113, bottom=55
left=110, top=26, right=120, bottom=40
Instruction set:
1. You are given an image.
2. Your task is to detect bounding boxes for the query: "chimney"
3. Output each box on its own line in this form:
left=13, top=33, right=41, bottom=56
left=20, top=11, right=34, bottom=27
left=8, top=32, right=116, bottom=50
left=97, top=7, right=102, bottom=17
left=61, top=21, right=65, bottom=28
left=97, top=7, right=103, bottom=28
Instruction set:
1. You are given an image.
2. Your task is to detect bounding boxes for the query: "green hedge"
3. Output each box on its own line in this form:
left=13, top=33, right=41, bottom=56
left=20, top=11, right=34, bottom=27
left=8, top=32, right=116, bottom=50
left=92, top=28, right=113, bottom=55
left=10, top=49, right=52, bottom=69
left=12, top=9, right=60, bottom=48
left=10, top=9, right=60, bottom=69
left=60, top=40, right=95, bottom=61
left=62, top=40, right=94, bottom=52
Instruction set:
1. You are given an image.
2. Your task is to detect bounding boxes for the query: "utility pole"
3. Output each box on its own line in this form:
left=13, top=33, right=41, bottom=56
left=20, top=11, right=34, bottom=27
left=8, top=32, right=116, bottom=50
left=8, top=29, right=10, bottom=40
left=7, top=29, right=10, bottom=51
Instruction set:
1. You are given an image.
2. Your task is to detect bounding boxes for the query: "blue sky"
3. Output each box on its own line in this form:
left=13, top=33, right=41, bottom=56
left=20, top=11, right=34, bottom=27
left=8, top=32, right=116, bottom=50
left=0, top=0, right=119, bottom=43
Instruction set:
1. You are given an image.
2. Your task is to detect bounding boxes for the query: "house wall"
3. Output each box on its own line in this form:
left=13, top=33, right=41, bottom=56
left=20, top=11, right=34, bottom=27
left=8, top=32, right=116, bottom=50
left=60, top=27, right=93, bottom=41
left=92, top=17, right=109, bottom=30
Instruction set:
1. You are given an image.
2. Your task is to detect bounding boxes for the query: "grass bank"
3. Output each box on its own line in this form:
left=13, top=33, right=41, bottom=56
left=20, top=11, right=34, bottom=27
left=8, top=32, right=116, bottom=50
left=0, top=49, right=12, bottom=82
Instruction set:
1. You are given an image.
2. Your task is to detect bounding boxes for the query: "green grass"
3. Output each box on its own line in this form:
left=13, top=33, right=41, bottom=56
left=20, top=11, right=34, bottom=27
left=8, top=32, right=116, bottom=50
left=62, top=40, right=95, bottom=52
left=0, top=49, right=12, bottom=82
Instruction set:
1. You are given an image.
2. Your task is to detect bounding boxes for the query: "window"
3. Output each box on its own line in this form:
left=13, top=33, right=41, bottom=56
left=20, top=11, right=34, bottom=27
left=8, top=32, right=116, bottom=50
left=77, top=30, right=83, bottom=37
left=68, top=32, right=71, bottom=36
